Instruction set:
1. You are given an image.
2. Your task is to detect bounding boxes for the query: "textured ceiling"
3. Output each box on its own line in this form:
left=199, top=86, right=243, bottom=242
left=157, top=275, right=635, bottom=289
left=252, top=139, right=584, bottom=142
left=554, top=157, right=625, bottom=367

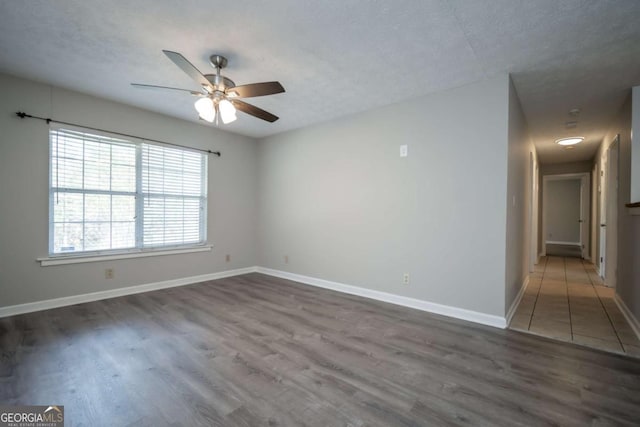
left=0, top=1, right=639, bottom=164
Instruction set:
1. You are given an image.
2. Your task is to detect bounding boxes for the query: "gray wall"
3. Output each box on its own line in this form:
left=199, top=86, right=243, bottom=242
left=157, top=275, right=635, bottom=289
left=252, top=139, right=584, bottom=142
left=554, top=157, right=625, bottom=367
left=595, top=95, right=640, bottom=321
left=0, top=73, right=259, bottom=307
left=257, top=75, right=510, bottom=317
left=505, top=78, right=536, bottom=313
left=545, top=179, right=581, bottom=243
left=540, top=161, right=592, bottom=176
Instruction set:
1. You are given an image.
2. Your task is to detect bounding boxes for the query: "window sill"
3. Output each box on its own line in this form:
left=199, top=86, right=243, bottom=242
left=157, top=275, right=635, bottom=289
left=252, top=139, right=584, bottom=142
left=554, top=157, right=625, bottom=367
left=37, top=245, right=213, bottom=266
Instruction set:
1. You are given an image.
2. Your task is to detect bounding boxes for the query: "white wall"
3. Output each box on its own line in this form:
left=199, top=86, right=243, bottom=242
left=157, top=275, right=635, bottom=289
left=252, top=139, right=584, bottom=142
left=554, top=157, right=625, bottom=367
left=257, top=75, right=511, bottom=317
left=544, top=179, right=581, bottom=243
left=505, top=78, right=536, bottom=314
left=0, top=73, right=259, bottom=308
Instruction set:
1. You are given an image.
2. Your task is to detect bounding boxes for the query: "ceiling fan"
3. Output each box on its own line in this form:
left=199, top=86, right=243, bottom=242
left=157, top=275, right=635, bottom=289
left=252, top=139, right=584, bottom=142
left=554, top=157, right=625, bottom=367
left=132, top=50, right=285, bottom=124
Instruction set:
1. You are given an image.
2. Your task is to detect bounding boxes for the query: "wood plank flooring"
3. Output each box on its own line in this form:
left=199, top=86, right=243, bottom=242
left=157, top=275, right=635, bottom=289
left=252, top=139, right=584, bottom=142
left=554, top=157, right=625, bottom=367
left=2, top=273, right=640, bottom=426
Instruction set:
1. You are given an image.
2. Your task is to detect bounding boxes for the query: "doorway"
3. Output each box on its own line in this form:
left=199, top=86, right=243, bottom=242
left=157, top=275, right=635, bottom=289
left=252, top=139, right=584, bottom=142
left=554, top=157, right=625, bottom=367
left=528, top=152, right=539, bottom=271
left=542, top=173, right=590, bottom=258
left=599, top=135, right=619, bottom=288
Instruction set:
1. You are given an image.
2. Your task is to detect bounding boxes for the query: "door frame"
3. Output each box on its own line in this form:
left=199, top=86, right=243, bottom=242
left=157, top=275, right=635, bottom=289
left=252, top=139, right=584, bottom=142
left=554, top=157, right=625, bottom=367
left=541, top=172, right=590, bottom=257
left=600, top=135, right=620, bottom=287
left=528, top=152, right=539, bottom=271
left=590, top=163, right=598, bottom=263
left=579, top=174, right=591, bottom=259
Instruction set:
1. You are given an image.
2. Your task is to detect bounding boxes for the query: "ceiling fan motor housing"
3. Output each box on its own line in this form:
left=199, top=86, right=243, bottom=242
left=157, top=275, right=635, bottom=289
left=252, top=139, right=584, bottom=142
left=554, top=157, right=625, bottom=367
left=204, top=74, right=235, bottom=90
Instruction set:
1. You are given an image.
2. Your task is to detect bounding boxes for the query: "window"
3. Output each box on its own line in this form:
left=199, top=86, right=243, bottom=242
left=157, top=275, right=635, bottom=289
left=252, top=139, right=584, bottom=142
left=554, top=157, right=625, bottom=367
left=49, top=127, right=207, bottom=256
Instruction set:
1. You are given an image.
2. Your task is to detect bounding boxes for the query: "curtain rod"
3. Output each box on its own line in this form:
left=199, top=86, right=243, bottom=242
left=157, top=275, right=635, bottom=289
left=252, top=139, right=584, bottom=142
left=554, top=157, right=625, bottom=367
left=15, top=111, right=221, bottom=157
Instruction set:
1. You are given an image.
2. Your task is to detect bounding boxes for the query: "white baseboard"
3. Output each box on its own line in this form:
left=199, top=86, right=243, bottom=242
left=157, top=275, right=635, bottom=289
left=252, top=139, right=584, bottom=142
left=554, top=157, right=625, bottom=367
left=614, top=293, right=640, bottom=341
left=0, top=266, right=257, bottom=318
left=506, top=276, right=529, bottom=325
left=545, top=240, right=581, bottom=246
left=1, top=266, right=509, bottom=330
left=256, top=267, right=507, bottom=329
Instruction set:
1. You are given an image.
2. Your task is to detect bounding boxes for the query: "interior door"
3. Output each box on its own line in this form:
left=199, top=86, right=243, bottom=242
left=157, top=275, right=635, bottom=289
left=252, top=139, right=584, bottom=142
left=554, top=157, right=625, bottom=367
left=599, top=154, right=607, bottom=278
left=591, top=165, right=598, bottom=262
left=604, top=137, right=619, bottom=288
left=529, top=152, right=537, bottom=271
left=579, top=174, right=590, bottom=259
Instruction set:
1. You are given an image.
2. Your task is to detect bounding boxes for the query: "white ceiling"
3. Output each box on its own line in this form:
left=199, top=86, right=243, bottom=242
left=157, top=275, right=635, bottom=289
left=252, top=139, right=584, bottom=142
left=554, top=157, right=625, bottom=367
left=0, top=1, right=639, bottom=164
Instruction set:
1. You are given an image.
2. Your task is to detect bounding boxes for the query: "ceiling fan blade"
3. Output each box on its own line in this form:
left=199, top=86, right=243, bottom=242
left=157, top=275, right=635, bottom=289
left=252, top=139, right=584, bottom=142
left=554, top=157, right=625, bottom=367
left=162, top=50, right=213, bottom=92
left=232, top=100, right=279, bottom=122
left=131, top=83, right=204, bottom=95
left=226, top=82, right=285, bottom=98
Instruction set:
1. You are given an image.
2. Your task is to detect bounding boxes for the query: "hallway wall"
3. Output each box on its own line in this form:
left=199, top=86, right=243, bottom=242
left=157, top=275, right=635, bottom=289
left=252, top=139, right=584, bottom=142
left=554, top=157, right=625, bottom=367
left=595, top=94, right=640, bottom=323
left=504, top=77, right=536, bottom=315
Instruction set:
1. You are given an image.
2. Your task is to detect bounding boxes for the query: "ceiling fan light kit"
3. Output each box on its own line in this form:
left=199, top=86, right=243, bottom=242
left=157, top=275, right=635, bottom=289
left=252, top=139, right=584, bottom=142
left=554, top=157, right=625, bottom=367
left=218, top=99, right=237, bottom=124
left=195, top=97, right=215, bottom=122
left=132, top=51, right=285, bottom=125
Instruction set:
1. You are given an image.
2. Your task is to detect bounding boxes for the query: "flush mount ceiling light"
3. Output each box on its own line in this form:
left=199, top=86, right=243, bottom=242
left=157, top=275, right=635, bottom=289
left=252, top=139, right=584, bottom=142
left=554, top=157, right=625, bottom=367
left=132, top=51, right=284, bottom=125
left=555, top=136, right=584, bottom=146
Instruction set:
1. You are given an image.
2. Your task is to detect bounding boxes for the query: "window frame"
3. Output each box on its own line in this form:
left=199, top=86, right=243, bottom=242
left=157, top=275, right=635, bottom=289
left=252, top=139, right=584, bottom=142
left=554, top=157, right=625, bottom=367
left=46, top=125, right=209, bottom=260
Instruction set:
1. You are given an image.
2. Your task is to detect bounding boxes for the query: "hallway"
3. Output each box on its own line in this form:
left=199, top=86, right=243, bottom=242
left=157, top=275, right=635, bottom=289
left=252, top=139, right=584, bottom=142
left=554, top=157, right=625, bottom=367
left=510, top=256, right=640, bottom=357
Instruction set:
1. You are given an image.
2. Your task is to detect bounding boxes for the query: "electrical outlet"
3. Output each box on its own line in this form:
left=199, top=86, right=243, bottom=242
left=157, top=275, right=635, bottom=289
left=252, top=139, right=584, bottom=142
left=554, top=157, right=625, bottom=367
left=284, top=255, right=289, bottom=264
left=225, top=254, right=231, bottom=262
left=105, top=268, right=114, bottom=279
left=403, top=273, right=410, bottom=285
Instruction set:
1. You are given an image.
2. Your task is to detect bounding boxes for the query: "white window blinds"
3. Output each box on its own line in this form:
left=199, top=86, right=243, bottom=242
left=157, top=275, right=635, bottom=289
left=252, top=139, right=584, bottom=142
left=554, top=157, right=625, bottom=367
left=141, top=144, right=206, bottom=248
left=49, top=127, right=207, bottom=255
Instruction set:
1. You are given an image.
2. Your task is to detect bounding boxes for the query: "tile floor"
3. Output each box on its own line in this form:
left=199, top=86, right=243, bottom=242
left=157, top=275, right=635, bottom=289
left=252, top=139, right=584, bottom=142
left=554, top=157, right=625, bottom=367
left=510, top=256, right=640, bottom=357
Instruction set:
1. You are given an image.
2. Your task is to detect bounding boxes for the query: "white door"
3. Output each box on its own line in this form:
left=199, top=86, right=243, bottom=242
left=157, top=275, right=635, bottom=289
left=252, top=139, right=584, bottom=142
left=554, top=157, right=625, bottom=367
left=604, top=138, right=619, bottom=288
left=591, top=165, right=598, bottom=262
left=599, top=153, right=607, bottom=278
left=579, top=175, right=590, bottom=259
left=529, top=153, right=538, bottom=271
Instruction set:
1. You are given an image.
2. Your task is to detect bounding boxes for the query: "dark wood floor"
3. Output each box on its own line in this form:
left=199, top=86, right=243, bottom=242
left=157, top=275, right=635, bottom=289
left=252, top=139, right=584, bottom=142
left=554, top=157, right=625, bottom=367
left=2, top=273, right=640, bottom=426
